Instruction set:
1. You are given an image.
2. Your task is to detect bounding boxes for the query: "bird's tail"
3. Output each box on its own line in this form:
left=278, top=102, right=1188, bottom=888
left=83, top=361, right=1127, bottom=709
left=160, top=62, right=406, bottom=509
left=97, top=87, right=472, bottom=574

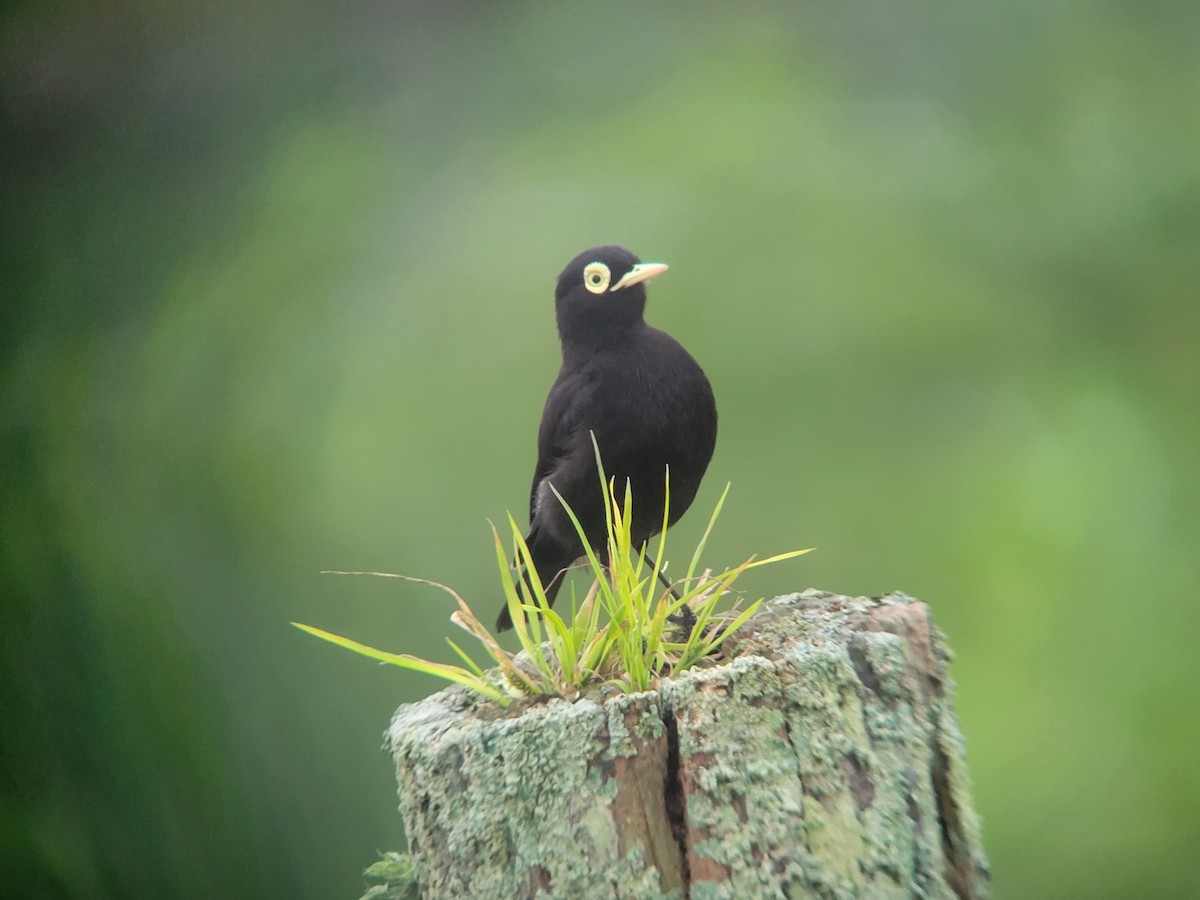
left=495, top=536, right=574, bottom=632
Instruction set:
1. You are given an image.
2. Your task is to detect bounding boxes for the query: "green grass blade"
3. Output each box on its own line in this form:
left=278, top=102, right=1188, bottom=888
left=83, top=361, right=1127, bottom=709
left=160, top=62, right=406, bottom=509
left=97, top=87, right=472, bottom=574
left=649, top=466, right=671, bottom=603
left=686, top=482, right=731, bottom=583
left=548, top=482, right=616, bottom=610
left=589, top=432, right=616, bottom=550
left=446, top=638, right=508, bottom=697
left=710, top=547, right=813, bottom=580
left=491, top=523, right=531, bottom=636
left=502, top=516, right=564, bottom=687
left=445, top=638, right=486, bottom=677
left=292, top=623, right=509, bottom=704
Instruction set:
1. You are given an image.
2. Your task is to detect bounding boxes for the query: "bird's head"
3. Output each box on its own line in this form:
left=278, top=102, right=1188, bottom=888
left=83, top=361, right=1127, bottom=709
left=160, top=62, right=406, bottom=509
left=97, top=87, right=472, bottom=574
left=554, top=246, right=668, bottom=345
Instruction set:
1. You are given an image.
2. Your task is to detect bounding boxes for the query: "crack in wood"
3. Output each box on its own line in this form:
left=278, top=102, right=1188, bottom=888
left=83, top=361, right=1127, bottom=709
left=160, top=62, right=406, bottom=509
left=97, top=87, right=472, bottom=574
left=661, top=701, right=692, bottom=897
left=933, top=736, right=976, bottom=900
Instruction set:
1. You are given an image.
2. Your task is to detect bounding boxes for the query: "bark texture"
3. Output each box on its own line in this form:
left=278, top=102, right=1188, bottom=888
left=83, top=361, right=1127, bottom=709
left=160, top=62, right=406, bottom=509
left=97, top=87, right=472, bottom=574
left=385, top=590, right=989, bottom=899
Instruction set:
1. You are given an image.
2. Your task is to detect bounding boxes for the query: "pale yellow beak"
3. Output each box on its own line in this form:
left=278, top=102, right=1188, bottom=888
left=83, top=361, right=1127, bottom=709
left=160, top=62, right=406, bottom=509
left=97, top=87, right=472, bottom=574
left=609, top=262, right=668, bottom=292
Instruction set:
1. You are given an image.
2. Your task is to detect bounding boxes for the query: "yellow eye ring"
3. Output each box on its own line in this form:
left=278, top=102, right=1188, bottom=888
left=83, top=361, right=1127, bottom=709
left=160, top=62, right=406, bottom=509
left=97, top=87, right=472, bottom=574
left=583, top=262, right=611, bottom=294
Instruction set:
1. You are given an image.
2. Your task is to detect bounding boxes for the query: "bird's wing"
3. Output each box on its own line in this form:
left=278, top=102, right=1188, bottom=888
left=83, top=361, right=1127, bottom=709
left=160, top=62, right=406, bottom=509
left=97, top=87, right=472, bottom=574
left=528, top=370, right=592, bottom=522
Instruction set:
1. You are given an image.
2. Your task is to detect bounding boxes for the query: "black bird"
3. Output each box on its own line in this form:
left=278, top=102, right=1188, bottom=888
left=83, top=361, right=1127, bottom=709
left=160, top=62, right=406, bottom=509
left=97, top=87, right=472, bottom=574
left=496, top=246, right=717, bottom=632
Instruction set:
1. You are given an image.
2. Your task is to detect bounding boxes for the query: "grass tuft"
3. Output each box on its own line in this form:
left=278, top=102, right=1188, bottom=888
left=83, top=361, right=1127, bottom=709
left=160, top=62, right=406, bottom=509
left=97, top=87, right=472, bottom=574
left=294, top=443, right=810, bottom=706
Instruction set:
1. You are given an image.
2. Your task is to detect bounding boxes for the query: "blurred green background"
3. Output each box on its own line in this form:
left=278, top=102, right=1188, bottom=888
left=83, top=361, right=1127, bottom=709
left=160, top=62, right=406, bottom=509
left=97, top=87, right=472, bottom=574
left=3, top=1, right=1198, bottom=897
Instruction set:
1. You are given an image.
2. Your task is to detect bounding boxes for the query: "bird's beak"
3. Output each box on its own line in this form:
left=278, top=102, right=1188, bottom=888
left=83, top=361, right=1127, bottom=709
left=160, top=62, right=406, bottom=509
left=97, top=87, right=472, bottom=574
left=609, top=262, right=668, bottom=292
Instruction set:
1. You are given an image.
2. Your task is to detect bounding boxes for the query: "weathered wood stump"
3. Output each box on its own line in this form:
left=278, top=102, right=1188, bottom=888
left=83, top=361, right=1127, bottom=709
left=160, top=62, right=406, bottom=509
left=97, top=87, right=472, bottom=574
left=385, top=590, right=989, bottom=899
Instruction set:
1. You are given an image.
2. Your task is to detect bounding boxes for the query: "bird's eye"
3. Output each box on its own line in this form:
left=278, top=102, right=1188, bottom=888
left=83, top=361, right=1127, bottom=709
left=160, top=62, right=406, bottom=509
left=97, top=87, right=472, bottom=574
left=582, top=262, right=611, bottom=294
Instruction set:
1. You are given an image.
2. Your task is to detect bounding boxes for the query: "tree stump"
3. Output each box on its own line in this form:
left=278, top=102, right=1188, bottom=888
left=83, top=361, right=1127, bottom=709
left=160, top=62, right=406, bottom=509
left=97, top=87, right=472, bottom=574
left=385, top=590, right=990, bottom=899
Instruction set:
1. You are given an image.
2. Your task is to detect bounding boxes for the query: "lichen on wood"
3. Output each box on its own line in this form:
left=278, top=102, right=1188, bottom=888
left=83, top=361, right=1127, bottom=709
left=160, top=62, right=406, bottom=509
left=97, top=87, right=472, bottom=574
left=385, top=590, right=989, bottom=899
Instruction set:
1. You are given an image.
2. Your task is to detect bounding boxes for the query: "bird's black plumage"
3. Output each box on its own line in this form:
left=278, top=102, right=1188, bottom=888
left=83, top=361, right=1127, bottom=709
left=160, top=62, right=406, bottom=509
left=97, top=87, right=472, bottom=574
left=496, top=246, right=717, bottom=632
